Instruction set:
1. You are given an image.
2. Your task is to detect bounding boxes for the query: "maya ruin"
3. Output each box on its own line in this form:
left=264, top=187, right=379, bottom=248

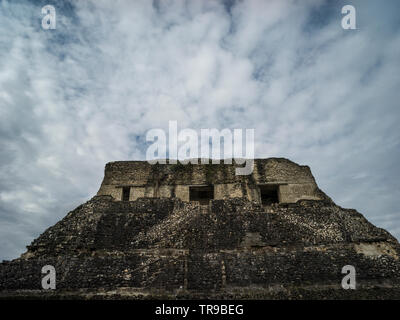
left=1, top=158, right=400, bottom=299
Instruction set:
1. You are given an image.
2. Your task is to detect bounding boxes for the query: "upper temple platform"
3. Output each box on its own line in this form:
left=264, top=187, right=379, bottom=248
left=97, top=158, right=327, bottom=204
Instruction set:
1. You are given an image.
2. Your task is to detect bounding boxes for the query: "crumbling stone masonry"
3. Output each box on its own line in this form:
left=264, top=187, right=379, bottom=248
left=97, top=158, right=325, bottom=204
left=1, top=158, right=400, bottom=299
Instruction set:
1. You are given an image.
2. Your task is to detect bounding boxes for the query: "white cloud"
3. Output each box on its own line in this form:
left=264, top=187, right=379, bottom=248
left=0, top=0, right=399, bottom=260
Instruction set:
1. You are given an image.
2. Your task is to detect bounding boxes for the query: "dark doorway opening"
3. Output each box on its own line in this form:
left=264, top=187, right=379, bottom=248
left=122, top=187, right=130, bottom=201
left=259, top=185, right=279, bottom=205
left=189, top=185, right=214, bottom=205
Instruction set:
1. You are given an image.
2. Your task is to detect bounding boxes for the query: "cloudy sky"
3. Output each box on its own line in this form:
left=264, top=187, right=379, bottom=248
left=0, top=0, right=399, bottom=261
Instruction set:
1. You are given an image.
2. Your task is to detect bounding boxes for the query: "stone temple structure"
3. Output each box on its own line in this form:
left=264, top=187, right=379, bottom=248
left=96, top=159, right=324, bottom=204
left=1, top=158, right=400, bottom=299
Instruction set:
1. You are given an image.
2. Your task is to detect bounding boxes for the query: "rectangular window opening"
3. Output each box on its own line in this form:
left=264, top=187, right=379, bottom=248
left=259, top=185, right=279, bottom=205
left=189, top=185, right=214, bottom=205
left=122, top=187, right=130, bottom=201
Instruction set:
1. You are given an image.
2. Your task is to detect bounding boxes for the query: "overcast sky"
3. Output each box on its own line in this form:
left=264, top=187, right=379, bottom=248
left=0, top=0, right=399, bottom=261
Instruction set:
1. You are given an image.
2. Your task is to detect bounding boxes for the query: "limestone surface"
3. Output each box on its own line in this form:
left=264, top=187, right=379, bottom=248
left=1, top=159, right=400, bottom=299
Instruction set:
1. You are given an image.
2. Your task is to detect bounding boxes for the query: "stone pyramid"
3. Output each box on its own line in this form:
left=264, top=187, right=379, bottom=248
left=1, top=158, right=399, bottom=299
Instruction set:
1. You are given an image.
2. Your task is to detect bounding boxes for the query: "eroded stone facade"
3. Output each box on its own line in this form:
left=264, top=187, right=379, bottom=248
left=97, top=158, right=325, bottom=204
left=2, top=158, right=400, bottom=299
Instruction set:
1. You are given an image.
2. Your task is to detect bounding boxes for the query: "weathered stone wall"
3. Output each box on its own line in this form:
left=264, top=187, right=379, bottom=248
left=279, top=183, right=321, bottom=203
left=2, top=158, right=400, bottom=299
left=97, top=158, right=325, bottom=204
left=1, top=196, right=400, bottom=299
